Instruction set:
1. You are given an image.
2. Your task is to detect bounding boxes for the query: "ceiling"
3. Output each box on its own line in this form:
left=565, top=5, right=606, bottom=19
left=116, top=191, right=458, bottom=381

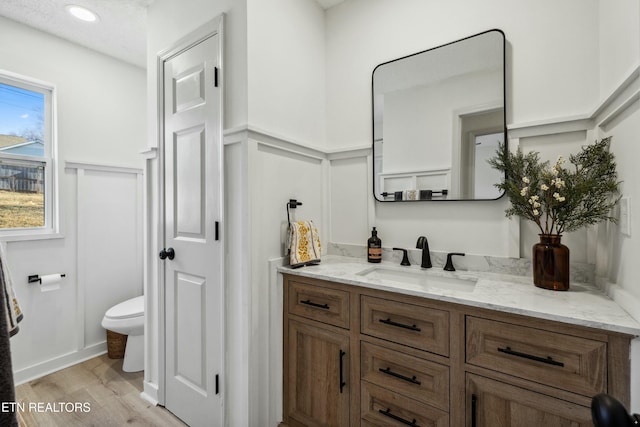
left=0, top=0, right=346, bottom=69
left=0, top=0, right=153, bottom=69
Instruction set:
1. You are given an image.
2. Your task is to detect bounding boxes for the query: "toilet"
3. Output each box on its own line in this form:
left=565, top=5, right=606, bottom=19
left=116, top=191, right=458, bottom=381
left=101, top=296, right=144, bottom=372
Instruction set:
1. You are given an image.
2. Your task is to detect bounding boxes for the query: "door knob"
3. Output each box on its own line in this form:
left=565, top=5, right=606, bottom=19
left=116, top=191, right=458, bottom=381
left=159, top=247, right=175, bottom=260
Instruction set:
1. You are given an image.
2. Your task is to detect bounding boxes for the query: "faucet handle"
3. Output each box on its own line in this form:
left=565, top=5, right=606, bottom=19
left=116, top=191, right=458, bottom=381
left=444, top=252, right=465, bottom=271
left=392, top=248, right=411, bottom=266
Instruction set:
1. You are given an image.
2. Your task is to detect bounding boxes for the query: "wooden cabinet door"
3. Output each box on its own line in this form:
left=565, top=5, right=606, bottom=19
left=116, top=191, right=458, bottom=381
left=286, top=318, right=350, bottom=427
left=466, top=374, right=592, bottom=427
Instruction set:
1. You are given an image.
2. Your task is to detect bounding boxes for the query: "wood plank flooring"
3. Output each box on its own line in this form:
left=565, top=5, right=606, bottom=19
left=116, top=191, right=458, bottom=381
left=15, top=354, right=186, bottom=427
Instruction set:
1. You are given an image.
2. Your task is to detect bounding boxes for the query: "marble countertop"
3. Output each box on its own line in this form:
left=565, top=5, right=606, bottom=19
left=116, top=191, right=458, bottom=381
left=278, top=255, right=640, bottom=336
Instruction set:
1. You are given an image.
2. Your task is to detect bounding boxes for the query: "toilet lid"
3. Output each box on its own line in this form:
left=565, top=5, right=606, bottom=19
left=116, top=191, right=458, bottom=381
left=105, top=296, right=144, bottom=319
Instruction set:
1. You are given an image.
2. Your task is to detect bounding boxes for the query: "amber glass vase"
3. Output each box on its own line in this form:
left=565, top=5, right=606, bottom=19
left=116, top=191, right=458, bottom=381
left=532, top=234, right=570, bottom=291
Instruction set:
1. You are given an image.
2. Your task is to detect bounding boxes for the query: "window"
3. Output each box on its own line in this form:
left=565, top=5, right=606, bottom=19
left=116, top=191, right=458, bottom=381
left=0, top=72, right=57, bottom=238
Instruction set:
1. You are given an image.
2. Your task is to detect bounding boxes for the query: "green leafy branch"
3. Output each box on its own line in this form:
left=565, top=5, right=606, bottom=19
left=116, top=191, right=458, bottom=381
left=489, top=137, right=621, bottom=235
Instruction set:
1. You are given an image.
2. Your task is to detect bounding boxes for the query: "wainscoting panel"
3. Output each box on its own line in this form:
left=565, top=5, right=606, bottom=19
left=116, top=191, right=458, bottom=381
left=69, top=162, right=143, bottom=349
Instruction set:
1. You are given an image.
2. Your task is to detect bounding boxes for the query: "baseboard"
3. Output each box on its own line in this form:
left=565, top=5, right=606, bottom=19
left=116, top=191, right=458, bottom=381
left=13, top=342, right=107, bottom=385
left=141, top=382, right=159, bottom=406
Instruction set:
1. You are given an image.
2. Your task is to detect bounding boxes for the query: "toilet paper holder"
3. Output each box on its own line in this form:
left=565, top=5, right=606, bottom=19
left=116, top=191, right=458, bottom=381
left=28, top=274, right=66, bottom=284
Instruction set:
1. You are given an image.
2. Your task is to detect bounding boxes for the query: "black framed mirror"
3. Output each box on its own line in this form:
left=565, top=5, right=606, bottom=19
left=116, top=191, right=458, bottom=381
left=372, top=29, right=506, bottom=202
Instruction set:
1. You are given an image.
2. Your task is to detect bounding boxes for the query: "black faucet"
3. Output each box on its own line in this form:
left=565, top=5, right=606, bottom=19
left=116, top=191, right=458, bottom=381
left=444, top=252, right=465, bottom=271
left=392, top=248, right=411, bottom=266
left=416, top=236, right=432, bottom=269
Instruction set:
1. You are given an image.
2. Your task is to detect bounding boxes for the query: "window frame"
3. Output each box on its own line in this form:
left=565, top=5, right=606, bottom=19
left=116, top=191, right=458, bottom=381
left=0, top=70, right=60, bottom=240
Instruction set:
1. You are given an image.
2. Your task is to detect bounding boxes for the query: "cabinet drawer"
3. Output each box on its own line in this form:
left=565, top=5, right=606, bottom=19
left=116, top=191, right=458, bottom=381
left=361, top=341, right=449, bottom=411
left=361, top=382, right=449, bottom=427
left=288, top=280, right=350, bottom=328
left=361, top=296, right=449, bottom=356
left=466, top=316, right=607, bottom=396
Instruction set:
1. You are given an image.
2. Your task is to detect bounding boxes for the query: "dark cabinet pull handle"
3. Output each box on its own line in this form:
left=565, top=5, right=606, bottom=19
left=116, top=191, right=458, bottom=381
left=379, top=367, right=421, bottom=385
left=378, top=408, right=419, bottom=427
left=300, top=299, right=329, bottom=310
left=159, top=247, right=175, bottom=260
left=379, top=318, right=421, bottom=332
left=471, top=394, right=477, bottom=427
left=339, top=350, right=346, bottom=393
left=497, top=346, right=564, bottom=367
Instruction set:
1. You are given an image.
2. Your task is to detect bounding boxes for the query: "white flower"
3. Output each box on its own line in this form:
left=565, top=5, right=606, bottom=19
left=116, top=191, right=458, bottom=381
left=520, top=187, right=528, bottom=196
left=532, top=209, right=540, bottom=216
left=553, top=192, right=565, bottom=202
left=557, top=156, right=565, bottom=165
left=528, top=195, right=539, bottom=205
left=522, top=177, right=530, bottom=184
left=551, top=167, right=560, bottom=176
left=533, top=201, right=541, bottom=208
left=541, top=184, right=549, bottom=191
left=555, top=179, right=565, bottom=188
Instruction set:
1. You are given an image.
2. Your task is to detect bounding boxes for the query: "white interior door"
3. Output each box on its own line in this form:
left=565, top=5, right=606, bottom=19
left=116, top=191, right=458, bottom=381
left=162, top=23, right=224, bottom=427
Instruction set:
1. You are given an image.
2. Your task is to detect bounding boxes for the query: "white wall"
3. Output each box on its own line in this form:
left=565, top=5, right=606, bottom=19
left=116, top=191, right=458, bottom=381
left=326, top=0, right=599, bottom=148
left=0, top=16, right=146, bottom=382
left=596, top=2, right=640, bottom=412
left=247, top=0, right=326, bottom=146
left=244, top=1, right=328, bottom=423
left=598, top=0, right=640, bottom=98
left=248, top=136, right=325, bottom=423
left=596, top=2, right=640, bottom=295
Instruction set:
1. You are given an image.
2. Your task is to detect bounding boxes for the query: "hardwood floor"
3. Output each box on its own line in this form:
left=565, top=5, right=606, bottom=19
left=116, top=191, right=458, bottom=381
left=15, top=354, right=187, bottom=427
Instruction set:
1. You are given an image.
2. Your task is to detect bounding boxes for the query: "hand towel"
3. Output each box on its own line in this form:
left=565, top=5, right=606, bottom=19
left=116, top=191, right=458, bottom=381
left=288, top=221, right=321, bottom=267
left=0, top=243, right=22, bottom=337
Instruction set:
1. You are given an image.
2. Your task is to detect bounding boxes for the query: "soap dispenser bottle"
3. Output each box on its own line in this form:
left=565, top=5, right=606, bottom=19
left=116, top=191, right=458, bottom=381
left=367, top=227, right=382, bottom=263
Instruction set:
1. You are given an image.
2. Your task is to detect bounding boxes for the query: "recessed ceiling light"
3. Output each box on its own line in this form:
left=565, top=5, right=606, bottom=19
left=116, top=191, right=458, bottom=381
left=66, top=5, right=99, bottom=22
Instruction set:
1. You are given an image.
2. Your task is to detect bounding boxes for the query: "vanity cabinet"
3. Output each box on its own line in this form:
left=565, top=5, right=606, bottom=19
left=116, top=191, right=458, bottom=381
left=283, top=278, right=353, bottom=427
left=281, top=274, right=632, bottom=427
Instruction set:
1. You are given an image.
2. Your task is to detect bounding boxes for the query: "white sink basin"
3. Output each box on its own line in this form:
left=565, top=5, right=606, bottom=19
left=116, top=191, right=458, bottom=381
left=356, top=266, right=477, bottom=292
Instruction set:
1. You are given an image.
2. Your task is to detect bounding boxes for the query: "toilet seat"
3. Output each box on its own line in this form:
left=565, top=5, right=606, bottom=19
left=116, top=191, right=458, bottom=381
left=105, top=295, right=144, bottom=319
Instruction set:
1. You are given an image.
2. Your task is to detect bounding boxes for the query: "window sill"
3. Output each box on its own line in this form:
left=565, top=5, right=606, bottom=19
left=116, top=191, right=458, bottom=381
left=0, top=231, right=64, bottom=242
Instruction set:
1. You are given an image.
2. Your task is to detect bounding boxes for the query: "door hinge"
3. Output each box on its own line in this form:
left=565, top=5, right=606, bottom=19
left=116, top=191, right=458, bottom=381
left=214, top=66, right=219, bottom=87
left=215, top=374, right=220, bottom=394
left=215, top=221, right=220, bottom=241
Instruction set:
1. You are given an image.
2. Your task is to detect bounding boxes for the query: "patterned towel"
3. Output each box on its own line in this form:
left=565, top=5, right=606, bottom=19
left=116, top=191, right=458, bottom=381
left=0, top=243, right=22, bottom=337
left=0, top=243, right=18, bottom=427
left=0, top=277, right=17, bottom=426
left=288, top=221, right=321, bottom=267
